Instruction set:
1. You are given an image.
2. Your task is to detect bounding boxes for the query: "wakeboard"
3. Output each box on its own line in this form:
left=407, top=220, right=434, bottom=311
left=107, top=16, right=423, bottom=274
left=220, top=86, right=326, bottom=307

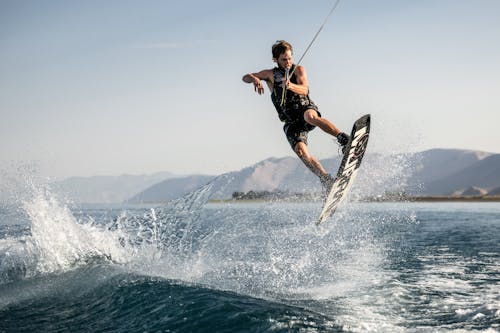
left=317, top=114, right=371, bottom=225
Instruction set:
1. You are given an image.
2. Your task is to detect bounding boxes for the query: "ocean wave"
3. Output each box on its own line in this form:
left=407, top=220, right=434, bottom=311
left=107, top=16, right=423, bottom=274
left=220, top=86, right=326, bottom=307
left=1, top=271, right=341, bottom=333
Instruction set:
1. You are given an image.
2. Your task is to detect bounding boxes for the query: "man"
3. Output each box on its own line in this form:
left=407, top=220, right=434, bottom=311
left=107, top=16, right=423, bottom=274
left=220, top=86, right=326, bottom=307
left=242, top=40, right=350, bottom=190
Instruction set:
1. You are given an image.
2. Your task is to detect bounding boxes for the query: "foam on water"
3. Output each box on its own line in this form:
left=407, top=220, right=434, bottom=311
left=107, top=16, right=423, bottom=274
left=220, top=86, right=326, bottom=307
left=0, top=190, right=129, bottom=287
left=25, top=188, right=129, bottom=272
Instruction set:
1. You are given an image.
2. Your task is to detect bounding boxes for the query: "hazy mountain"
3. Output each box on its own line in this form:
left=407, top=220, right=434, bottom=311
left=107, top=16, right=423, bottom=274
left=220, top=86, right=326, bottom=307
left=126, top=152, right=409, bottom=202
left=405, top=149, right=496, bottom=194
left=127, top=148, right=500, bottom=202
left=409, top=149, right=492, bottom=184
left=453, top=187, right=488, bottom=196
left=52, top=172, right=176, bottom=203
left=422, top=154, right=500, bottom=195
left=125, top=157, right=326, bottom=204
left=52, top=149, right=500, bottom=204
left=126, top=175, right=214, bottom=203
left=488, top=186, right=500, bottom=196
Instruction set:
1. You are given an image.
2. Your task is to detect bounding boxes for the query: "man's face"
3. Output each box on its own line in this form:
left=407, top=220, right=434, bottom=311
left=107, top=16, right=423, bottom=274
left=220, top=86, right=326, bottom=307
left=275, top=50, right=293, bottom=70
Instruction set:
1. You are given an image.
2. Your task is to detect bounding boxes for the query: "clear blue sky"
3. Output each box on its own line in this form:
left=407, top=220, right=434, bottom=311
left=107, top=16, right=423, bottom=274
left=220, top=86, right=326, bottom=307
left=1, top=0, right=499, bottom=179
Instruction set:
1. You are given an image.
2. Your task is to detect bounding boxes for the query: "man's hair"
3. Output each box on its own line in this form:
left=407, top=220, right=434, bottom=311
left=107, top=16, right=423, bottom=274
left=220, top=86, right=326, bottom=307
left=272, top=40, right=293, bottom=59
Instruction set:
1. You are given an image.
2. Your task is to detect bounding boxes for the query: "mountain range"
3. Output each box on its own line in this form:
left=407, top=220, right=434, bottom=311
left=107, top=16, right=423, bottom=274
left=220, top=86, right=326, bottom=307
left=51, top=172, right=176, bottom=204
left=51, top=148, right=500, bottom=204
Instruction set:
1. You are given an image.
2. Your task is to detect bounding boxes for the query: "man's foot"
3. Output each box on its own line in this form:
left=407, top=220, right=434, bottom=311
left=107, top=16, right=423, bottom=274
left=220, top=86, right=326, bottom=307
left=337, top=132, right=350, bottom=154
left=320, top=173, right=335, bottom=195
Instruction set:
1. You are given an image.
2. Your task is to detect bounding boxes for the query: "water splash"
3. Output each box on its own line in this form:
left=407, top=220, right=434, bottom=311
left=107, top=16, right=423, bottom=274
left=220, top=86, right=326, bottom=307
left=0, top=174, right=219, bottom=285
left=29, top=187, right=130, bottom=269
left=0, top=187, right=129, bottom=284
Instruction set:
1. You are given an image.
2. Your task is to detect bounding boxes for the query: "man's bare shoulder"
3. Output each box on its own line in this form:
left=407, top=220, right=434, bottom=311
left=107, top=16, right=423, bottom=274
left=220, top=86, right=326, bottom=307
left=255, top=68, right=275, bottom=81
left=294, top=65, right=306, bottom=74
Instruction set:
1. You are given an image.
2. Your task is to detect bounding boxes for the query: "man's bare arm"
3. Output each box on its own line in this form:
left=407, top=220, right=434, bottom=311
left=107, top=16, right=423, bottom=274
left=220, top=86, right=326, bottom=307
left=242, top=69, right=273, bottom=95
left=285, top=65, right=309, bottom=95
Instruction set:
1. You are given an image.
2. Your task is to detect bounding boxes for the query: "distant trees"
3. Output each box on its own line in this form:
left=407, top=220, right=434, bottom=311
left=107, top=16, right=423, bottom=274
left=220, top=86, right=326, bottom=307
left=231, top=190, right=317, bottom=201
left=232, top=191, right=277, bottom=200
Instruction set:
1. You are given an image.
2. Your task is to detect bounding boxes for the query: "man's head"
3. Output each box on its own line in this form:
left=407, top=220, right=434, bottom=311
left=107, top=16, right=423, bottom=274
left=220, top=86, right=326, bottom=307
left=272, top=40, right=293, bottom=69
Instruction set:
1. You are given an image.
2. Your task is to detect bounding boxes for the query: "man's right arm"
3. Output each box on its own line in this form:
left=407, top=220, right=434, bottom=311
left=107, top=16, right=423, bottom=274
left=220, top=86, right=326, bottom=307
left=242, top=70, right=273, bottom=95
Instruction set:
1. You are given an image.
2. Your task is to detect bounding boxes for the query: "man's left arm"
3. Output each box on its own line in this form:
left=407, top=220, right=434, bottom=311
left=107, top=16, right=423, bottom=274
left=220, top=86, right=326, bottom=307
left=285, top=66, right=309, bottom=95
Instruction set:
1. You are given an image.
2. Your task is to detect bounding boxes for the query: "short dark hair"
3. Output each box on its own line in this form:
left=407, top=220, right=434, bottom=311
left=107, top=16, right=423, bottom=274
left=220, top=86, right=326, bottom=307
left=272, top=40, right=293, bottom=59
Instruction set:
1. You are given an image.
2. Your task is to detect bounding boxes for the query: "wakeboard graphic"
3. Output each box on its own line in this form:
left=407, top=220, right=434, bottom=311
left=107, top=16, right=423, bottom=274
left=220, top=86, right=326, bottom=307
left=317, top=114, right=370, bottom=225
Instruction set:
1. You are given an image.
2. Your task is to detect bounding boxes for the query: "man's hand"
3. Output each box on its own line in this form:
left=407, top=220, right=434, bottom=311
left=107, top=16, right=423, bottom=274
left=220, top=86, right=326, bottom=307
left=280, top=78, right=290, bottom=90
left=242, top=70, right=272, bottom=95
left=253, top=77, right=264, bottom=95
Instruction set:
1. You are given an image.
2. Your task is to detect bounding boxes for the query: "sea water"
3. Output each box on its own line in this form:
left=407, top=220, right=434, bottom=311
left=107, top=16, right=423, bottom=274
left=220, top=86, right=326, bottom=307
left=0, top=186, right=499, bottom=332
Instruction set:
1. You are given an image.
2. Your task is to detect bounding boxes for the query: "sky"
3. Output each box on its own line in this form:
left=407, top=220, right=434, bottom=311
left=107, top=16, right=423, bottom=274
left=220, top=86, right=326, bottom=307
left=1, top=0, right=499, bottom=180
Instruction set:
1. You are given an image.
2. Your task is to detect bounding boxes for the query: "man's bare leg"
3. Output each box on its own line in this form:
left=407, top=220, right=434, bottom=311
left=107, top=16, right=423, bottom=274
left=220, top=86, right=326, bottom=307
left=294, top=141, right=329, bottom=180
left=304, top=109, right=340, bottom=137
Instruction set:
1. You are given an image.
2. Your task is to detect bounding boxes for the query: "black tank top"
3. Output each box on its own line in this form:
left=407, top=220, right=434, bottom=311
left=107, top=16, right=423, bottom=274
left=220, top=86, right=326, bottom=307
left=270, top=64, right=313, bottom=123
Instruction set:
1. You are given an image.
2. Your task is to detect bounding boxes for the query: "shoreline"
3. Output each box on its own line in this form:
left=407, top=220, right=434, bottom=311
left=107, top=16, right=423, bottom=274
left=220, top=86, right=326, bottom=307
left=362, top=196, right=500, bottom=203
left=210, top=196, right=500, bottom=204
left=64, top=196, right=500, bottom=206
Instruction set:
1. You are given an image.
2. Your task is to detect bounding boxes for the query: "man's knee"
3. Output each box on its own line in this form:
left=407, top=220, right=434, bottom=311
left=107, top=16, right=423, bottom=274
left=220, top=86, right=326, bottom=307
left=294, top=142, right=309, bottom=159
left=304, top=109, right=319, bottom=124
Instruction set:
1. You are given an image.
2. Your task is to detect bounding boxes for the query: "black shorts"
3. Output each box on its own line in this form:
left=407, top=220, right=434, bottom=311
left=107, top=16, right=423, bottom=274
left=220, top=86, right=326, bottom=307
left=283, top=108, right=321, bottom=149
